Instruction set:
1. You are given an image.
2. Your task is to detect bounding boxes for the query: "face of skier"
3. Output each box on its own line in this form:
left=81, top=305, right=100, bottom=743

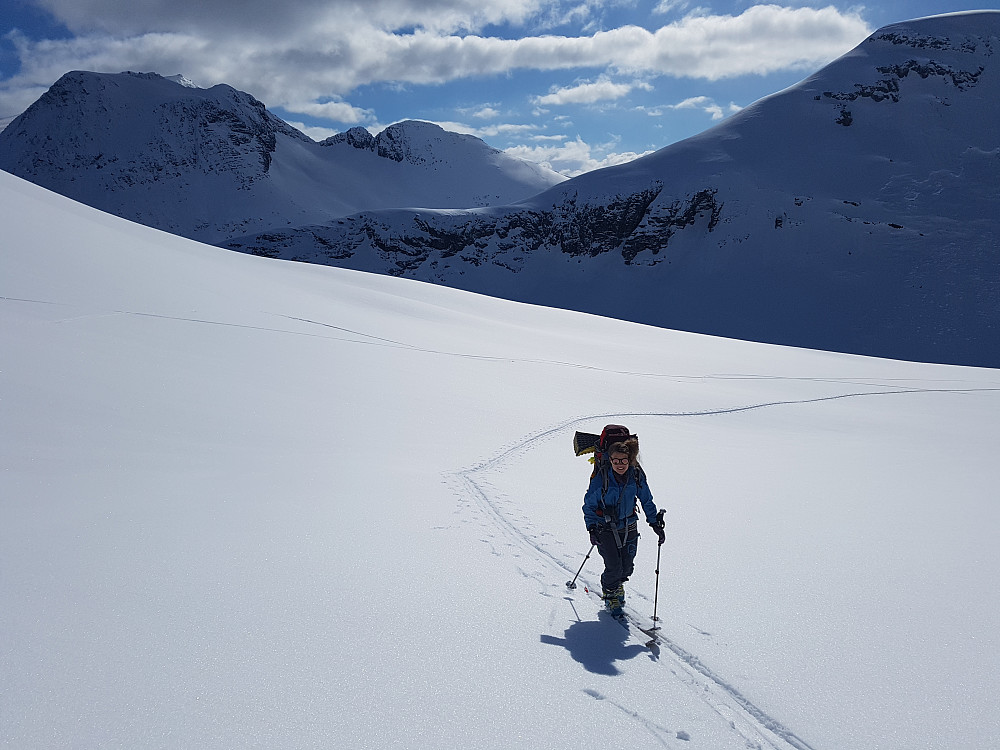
left=610, top=451, right=630, bottom=477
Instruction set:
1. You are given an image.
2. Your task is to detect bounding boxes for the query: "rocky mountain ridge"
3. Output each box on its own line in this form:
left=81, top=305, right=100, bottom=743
left=0, top=71, right=565, bottom=243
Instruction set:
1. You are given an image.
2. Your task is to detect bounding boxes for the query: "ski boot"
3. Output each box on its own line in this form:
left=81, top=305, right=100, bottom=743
left=602, top=584, right=626, bottom=618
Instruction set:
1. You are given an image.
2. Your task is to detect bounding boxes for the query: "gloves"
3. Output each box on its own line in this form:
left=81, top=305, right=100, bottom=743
left=588, top=526, right=600, bottom=546
left=651, top=509, right=666, bottom=546
left=653, top=524, right=665, bottom=546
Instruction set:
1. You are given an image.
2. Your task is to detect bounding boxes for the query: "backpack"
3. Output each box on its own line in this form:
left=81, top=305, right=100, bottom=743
left=573, top=423, right=635, bottom=466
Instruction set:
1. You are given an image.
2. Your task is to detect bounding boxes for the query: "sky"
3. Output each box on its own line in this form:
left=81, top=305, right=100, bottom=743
left=0, top=1, right=993, bottom=175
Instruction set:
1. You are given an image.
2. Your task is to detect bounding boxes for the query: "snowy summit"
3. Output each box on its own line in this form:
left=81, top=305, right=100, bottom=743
left=0, top=71, right=565, bottom=243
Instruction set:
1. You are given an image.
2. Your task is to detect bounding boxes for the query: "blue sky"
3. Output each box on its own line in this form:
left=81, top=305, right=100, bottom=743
left=0, top=1, right=991, bottom=175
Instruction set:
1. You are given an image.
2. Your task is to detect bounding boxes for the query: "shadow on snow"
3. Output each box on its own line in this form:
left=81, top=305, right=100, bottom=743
left=540, top=609, right=646, bottom=675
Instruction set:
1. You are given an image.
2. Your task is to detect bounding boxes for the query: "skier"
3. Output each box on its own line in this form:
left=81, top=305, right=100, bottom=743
left=583, top=437, right=665, bottom=617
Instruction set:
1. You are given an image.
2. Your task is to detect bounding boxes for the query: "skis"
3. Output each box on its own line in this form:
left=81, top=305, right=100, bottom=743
left=616, top=612, right=661, bottom=651
left=628, top=616, right=663, bottom=651
left=582, top=584, right=661, bottom=651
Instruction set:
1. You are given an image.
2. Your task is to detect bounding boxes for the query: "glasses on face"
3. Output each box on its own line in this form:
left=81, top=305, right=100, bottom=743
left=610, top=457, right=629, bottom=465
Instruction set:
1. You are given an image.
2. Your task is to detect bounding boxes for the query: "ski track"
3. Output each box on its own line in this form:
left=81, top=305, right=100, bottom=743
left=450, top=385, right=1000, bottom=750
left=9, top=299, right=998, bottom=392
left=452, top=461, right=807, bottom=750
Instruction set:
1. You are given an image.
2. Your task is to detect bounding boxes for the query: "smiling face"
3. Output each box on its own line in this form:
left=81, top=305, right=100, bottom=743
left=609, top=451, right=630, bottom=477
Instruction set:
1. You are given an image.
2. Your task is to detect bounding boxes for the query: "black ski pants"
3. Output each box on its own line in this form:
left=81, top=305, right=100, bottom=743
left=594, top=522, right=639, bottom=593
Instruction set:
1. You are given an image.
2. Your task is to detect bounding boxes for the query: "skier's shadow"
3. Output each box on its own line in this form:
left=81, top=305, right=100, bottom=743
left=541, top=607, right=645, bottom=675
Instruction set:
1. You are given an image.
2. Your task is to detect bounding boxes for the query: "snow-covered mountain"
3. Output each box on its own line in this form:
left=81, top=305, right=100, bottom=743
left=4, top=167, right=1000, bottom=750
left=0, top=71, right=565, bottom=242
left=224, top=12, right=1000, bottom=368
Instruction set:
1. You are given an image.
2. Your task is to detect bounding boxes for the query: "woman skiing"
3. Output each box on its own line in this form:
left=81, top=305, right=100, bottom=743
left=583, top=435, right=664, bottom=617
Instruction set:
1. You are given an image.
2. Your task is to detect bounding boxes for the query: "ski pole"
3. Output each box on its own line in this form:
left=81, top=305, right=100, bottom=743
left=651, top=542, right=663, bottom=626
left=566, top=544, right=594, bottom=589
left=651, top=509, right=666, bottom=626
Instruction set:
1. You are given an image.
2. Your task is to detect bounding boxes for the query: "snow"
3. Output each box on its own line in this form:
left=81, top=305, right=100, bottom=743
left=163, top=74, right=197, bottom=88
left=2, top=169, right=1000, bottom=750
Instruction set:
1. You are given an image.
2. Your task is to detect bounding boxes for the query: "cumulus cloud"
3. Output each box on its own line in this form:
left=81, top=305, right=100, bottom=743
left=504, top=136, right=655, bottom=177
left=283, top=120, right=342, bottom=142
left=533, top=77, right=652, bottom=106
left=652, top=95, right=743, bottom=120
left=2, top=4, right=870, bottom=119
left=29, top=0, right=552, bottom=36
left=472, top=106, right=502, bottom=119
left=285, top=99, right=373, bottom=125
left=430, top=120, right=542, bottom=139
left=0, top=3, right=871, bottom=175
left=653, top=0, right=694, bottom=15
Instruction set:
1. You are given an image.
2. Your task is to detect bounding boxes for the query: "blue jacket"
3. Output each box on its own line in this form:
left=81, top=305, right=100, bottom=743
left=583, top=465, right=658, bottom=530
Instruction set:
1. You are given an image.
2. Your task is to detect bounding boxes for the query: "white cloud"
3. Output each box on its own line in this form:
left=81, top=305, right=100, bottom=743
left=533, top=77, right=652, bottom=106
left=0, top=3, right=869, bottom=177
left=652, top=0, right=695, bottom=14
left=1, top=4, right=871, bottom=124
left=652, top=95, right=742, bottom=120
left=504, top=136, right=654, bottom=177
left=600, top=6, right=870, bottom=79
left=428, top=120, right=541, bottom=139
left=284, top=99, right=373, bottom=125
left=282, top=120, right=342, bottom=142
left=30, top=0, right=553, bottom=36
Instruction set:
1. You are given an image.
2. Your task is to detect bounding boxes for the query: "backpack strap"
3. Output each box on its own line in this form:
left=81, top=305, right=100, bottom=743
left=597, top=462, right=642, bottom=549
left=596, top=459, right=611, bottom=516
left=634, top=464, right=647, bottom=491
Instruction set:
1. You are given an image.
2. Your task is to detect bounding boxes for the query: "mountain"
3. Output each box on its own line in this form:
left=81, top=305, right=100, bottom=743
left=5, top=167, right=1000, bottom=750
left=224, top=12, right=1000, bottom=368
left=0, top=71, right=565, bottom=243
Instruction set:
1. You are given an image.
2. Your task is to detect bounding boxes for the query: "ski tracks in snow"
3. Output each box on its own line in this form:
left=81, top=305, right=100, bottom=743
left=453, top=460, right=812, bottom=750
left=451, top=413, right=813, bottom=750
left=449, top=383, right=1000, bottom=750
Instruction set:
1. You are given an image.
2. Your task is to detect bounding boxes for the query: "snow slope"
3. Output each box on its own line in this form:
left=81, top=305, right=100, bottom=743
left=2, top=170, right=1000, bottom=750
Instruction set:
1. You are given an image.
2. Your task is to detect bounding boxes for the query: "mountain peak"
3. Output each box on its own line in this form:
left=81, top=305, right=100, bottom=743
left=323, top=125, right=376, bottom=150
left=0, top=70, right=304, bottom=198
left=163, top=73, right=198, bottom=88
left=323, top=119, right=504, bottom=166
left=0, top=71, right=565, bottom=243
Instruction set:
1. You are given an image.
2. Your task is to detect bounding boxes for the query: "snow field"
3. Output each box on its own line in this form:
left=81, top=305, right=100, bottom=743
left=2, top=171, right=1000, bottom=749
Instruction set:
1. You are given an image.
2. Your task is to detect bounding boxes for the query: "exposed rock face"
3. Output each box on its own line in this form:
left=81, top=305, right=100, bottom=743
left=229, top=184, right=727, bottom=274
left=324, top=126, right=376, bottom=151
left=1, top=71, right=299, bottom=189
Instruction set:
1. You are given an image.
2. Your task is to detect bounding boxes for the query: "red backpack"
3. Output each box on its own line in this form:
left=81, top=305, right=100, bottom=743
left=573, top=423, right=635, bottom=464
